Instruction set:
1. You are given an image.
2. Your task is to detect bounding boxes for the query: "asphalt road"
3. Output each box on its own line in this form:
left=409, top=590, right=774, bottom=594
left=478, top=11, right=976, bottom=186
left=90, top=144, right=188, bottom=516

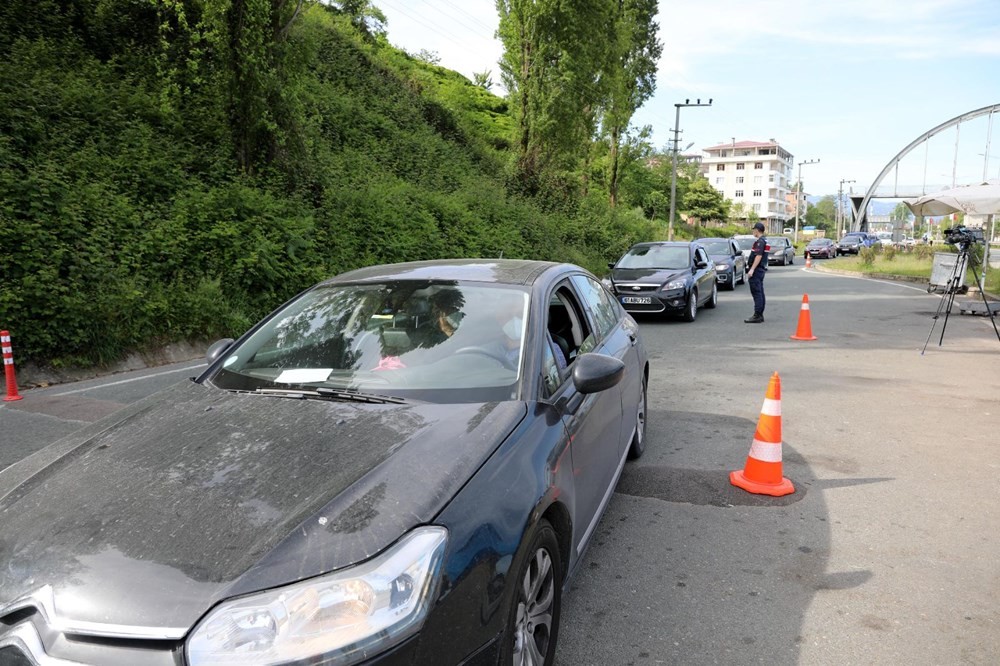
left=2, top=262, right=998, bottom=664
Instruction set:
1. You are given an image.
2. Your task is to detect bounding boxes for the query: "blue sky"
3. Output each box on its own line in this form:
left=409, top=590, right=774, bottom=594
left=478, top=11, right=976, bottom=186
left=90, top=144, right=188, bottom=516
left=376, top=0, right=1000, bottom=198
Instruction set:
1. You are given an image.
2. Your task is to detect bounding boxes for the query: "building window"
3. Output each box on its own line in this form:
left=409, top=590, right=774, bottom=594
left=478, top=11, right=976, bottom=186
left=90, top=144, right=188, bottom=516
left=736, top=176, right=744, bottom=184
left=753, top=189, right=762, bottom=197
left=768, top=174, right=775, bottom=183
left=753, top=204, right=762, bottom=212
left=754, top=175, right=763, bottom=183
left=735, top=190, right=744, bottom=198
left=736, top=163, right=745, bottom=170
left=715, top=177, right=723, bottom=184
left=720, top=150, right=728, bottom=157
left=716, top=164, right=725, bottom=171
left=754, top=162, right=763, bottom=169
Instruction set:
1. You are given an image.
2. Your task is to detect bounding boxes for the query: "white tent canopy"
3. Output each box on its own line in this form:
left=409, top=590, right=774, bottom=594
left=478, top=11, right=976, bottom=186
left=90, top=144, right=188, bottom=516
left=904, top=181, right=998, bottom=288
left=903, top=181, right=1000, bottom=217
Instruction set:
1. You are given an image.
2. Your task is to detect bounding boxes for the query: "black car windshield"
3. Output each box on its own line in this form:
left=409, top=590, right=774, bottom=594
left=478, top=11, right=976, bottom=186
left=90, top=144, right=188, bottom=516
left=209, top=281, right=530, bottom=402
left=735, top=237, right=756, bottom=250
left=698, top=240, right=731, bottom=255
left=617, top=245, right=689, bottom=269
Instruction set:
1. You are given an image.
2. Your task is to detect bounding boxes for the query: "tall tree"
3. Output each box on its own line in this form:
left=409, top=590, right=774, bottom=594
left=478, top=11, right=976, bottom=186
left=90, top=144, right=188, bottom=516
left=601, top=0, right=661, bottom=207
left=496, top=0, right=613, bottom=191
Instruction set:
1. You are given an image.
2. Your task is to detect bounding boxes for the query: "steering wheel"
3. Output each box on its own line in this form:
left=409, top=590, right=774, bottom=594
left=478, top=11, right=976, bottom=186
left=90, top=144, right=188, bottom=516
left=453, top=346, right=517, bottom=371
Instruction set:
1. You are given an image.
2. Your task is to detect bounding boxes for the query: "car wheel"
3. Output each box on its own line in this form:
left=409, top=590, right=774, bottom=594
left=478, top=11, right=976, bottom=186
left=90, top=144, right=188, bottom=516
left=789, top=254, right=794, bottom=265
left=738, top=268, right=746, bottom=285
left=502, top=519, right=562, bottom=666
left=628, top=375, right=647, bottom=460
left=682, top=289, right=698, bottom=322
left=705, top=282, right=718, bottom=308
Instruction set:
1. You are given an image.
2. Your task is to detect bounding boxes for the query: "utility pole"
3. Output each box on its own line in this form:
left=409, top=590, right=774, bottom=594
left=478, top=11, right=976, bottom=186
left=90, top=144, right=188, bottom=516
left=838, top=179, right=855, bottom=239
left=794, top=158, right=819, bottom=244
left=668, top=98, right=712, bottom=241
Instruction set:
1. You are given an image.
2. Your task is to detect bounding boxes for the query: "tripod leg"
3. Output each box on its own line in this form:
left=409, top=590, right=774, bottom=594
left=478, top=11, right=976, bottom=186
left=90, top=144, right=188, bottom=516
left=968, top=263, right=1000, bottom=343
left=922, top=249, right=964, bottom=354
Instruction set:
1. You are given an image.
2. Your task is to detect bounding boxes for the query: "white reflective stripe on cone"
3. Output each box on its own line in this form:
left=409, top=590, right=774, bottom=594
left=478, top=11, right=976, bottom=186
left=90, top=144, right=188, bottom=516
left=748, top=438, right=783, bottom=463
left=3, top=359, right=12, bottom=365
left=801, top=304, right=810, bottom=310
left=760, top=398, right=781, bottom=417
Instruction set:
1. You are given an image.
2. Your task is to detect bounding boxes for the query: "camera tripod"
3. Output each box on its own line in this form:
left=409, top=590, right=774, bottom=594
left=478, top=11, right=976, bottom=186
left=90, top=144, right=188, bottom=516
left=922, top=242, right=1000, bottom=354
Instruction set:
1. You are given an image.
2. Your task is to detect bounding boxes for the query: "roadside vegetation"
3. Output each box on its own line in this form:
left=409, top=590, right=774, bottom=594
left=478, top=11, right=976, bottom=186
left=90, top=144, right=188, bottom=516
left=1, top=0, right=735, bottom=369
left=826, top=244, right=1000, bottom=293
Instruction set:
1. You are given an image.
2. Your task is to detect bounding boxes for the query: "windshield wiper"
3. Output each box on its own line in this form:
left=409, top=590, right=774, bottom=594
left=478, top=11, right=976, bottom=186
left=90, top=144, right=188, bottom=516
left=251, top=387, right=405, bottom=404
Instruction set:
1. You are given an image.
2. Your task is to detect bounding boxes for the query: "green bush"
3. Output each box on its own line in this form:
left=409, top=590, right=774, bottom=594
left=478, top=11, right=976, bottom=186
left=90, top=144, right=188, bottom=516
left=882, top=245, right=897, bottom=262
left=858, top=246, right=877, bottom=267
left=914, top=244, right=934, bottom=260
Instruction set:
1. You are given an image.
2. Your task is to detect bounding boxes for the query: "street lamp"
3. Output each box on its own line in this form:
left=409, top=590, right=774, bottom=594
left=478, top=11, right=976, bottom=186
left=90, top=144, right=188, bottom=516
left=837, top=179, right=855, bottom=238
left=668, top=98, right=712, bottom=241
left=794, top=158, right=819, bottom=243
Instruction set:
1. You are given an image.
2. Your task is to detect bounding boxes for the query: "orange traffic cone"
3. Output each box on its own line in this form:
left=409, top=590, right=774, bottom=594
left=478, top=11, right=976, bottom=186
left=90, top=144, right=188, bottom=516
left=790, top=294, right=817, bottom=341
left=730, top=372, right=794, bottom=496
left=805, top=255, right=813, bottom=268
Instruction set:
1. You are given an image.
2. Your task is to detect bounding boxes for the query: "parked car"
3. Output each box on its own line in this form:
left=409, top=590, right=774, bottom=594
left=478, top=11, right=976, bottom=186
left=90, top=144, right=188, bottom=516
left=766, top=237, right=796, bottom=265
left=694, top=237, right=746, bottom=289
left=804, top=237, right=837, bottom=259
left=733, top=234, right=757, bottom=270
left=837, top=232, right=875, bottom=255
left=606, top=241, right=717, bottom=321
left=0, top=259, right=650, bottom=666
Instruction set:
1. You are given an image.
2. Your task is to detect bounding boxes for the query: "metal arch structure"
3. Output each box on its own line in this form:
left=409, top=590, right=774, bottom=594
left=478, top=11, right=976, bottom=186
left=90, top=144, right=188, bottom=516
left=851, top=103, right=1000, bottom=231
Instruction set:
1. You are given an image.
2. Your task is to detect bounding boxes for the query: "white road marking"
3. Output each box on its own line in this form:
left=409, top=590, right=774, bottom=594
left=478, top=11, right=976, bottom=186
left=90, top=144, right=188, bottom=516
left=49, top=364, right=207, bottom=396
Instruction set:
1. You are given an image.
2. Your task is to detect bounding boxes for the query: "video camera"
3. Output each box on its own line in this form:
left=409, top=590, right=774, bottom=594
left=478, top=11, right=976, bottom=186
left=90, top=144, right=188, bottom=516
left=942, top=225, right=984, bottom=247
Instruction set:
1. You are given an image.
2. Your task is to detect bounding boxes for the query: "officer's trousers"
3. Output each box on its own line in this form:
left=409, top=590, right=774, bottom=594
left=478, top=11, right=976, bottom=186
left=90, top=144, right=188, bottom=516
left=749, top=272, right=766, bottom=315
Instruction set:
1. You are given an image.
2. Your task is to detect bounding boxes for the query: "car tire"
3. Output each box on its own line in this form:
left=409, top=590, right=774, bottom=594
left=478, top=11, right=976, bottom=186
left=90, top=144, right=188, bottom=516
left=628, top=375, right=647, bottom=460
left=789, top=254, right=794, bottom=265
left=682, top=289, right=697, bottom=322
left=738, top=268, right=746, bottom=285
left=501, top=519, right=562, bottom=666
left=726, top=270, right=737, bottom=290
left=705, top=282, right=718, bottom=308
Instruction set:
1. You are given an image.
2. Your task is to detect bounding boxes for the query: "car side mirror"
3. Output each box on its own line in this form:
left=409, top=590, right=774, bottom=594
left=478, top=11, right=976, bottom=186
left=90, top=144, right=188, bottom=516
left=206, top=338, right=235, bottom=365
left=607, top=262, right=616, bottom=269
left=695, top=259, right=708, bottom=269
left=571, top=353, right=625, bottom=395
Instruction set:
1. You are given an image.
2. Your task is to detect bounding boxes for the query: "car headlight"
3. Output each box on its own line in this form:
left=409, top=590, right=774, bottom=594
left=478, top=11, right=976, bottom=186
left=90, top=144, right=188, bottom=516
left=601, top=277, right=613, bottom=291
left=186, top=526, right=448, bottom=666
left=663, top=280, right=686, bottom=291
left=715, top=263, right=730, bottom=271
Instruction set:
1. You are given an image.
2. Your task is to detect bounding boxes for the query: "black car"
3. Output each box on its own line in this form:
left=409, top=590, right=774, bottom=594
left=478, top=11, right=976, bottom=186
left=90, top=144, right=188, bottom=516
left=693, top=237, right=746, bottom=290
left=837, top=232, right=876, bottom=255
left=0, top=259, right=649, bottom=666
left=606, top=241, right=717, bottom=322
left=804, top=237, right=836, bottom=259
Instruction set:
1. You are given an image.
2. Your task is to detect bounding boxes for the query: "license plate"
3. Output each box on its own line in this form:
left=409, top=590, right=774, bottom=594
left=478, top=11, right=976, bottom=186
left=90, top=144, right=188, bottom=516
left=621, top=296, right=652, bottom=305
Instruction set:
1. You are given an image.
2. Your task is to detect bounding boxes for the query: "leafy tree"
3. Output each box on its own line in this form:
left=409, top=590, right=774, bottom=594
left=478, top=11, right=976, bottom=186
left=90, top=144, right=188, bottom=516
left=472, top=69, right=494, bottom=90
left=683, top=177, right=728, bottom=223
left=600, top=0, right=661, bottom=207
left=805, top=195, right=836, bottom=231
left=892, top=201, right=912, bottom=221
left=496, top=0, right=614, bottom=189
left=415, top=48, right=441, bottom=65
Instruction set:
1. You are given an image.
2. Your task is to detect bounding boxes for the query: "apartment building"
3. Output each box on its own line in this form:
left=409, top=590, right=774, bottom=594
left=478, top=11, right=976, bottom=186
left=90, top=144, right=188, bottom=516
left=700, top=140, right=794, bottom=231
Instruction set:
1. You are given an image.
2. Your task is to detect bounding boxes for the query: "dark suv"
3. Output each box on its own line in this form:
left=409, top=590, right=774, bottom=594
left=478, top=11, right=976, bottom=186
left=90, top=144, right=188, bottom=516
left=836, top=232, right=876, bottom=255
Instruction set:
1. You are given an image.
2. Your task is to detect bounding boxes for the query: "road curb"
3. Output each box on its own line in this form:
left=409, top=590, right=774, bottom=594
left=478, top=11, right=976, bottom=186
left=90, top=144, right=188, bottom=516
left=811, top=264, right=1000, bottom=299
left=15, top=341, right=210, bottom=390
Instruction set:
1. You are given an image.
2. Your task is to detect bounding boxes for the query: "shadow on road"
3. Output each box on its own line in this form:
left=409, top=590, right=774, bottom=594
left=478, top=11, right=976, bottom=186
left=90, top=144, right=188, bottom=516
left=555, top=408, right=886, bottom=665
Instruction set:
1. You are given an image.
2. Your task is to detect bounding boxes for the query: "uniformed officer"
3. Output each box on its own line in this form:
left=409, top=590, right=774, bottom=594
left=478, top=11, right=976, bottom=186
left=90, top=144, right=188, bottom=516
left=745, top=222, right=768, bottom=323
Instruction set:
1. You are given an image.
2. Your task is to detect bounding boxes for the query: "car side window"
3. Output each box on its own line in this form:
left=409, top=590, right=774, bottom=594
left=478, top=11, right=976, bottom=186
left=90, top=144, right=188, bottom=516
left=696, top=247, right=709, bottom=264
left=548, top=283, right=595, bottom=359
left=570, top=275, right=619, bottom=342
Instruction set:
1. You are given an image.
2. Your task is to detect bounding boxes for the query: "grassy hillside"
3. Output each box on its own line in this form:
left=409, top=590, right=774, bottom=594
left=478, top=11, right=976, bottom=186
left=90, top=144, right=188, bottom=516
left=0, top=2, right=654, bottom=367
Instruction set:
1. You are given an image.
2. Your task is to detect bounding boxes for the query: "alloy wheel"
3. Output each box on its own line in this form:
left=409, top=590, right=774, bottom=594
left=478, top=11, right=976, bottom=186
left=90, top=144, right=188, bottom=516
left=512, top=548, right=556, bottom=666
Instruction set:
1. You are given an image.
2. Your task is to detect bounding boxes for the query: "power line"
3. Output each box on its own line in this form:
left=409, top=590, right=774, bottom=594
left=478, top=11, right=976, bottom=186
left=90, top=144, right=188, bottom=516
left=410, top=0, right=496, bottom=42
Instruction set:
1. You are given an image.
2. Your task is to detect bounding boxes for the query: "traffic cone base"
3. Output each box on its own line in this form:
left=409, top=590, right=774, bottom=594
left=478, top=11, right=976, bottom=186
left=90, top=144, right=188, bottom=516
left=730, top=372, right=794, bottom=497
left=729, top=469, right=794, bottom=497
left=790, top=294, right=817, bottom=341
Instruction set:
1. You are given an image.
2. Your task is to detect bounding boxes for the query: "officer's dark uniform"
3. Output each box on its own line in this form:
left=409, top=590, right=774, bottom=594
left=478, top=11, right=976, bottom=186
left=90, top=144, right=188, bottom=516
left=747, top=234, right=768, bottom=322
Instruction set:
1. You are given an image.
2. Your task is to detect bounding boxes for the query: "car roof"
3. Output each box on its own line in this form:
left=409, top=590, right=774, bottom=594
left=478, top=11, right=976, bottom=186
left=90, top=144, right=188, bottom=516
left=326, top=259, right=563, bottom=286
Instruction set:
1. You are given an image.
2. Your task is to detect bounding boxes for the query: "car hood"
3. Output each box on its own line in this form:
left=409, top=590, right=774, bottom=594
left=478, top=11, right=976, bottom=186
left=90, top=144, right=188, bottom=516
left=611, top=267, right=689, bottom=284
left=0, top=380, right=525, bottom=637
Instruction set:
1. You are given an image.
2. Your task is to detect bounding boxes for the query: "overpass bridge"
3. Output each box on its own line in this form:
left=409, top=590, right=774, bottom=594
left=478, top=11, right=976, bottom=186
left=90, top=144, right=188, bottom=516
left=850, top=103, right=1000, bottom=231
